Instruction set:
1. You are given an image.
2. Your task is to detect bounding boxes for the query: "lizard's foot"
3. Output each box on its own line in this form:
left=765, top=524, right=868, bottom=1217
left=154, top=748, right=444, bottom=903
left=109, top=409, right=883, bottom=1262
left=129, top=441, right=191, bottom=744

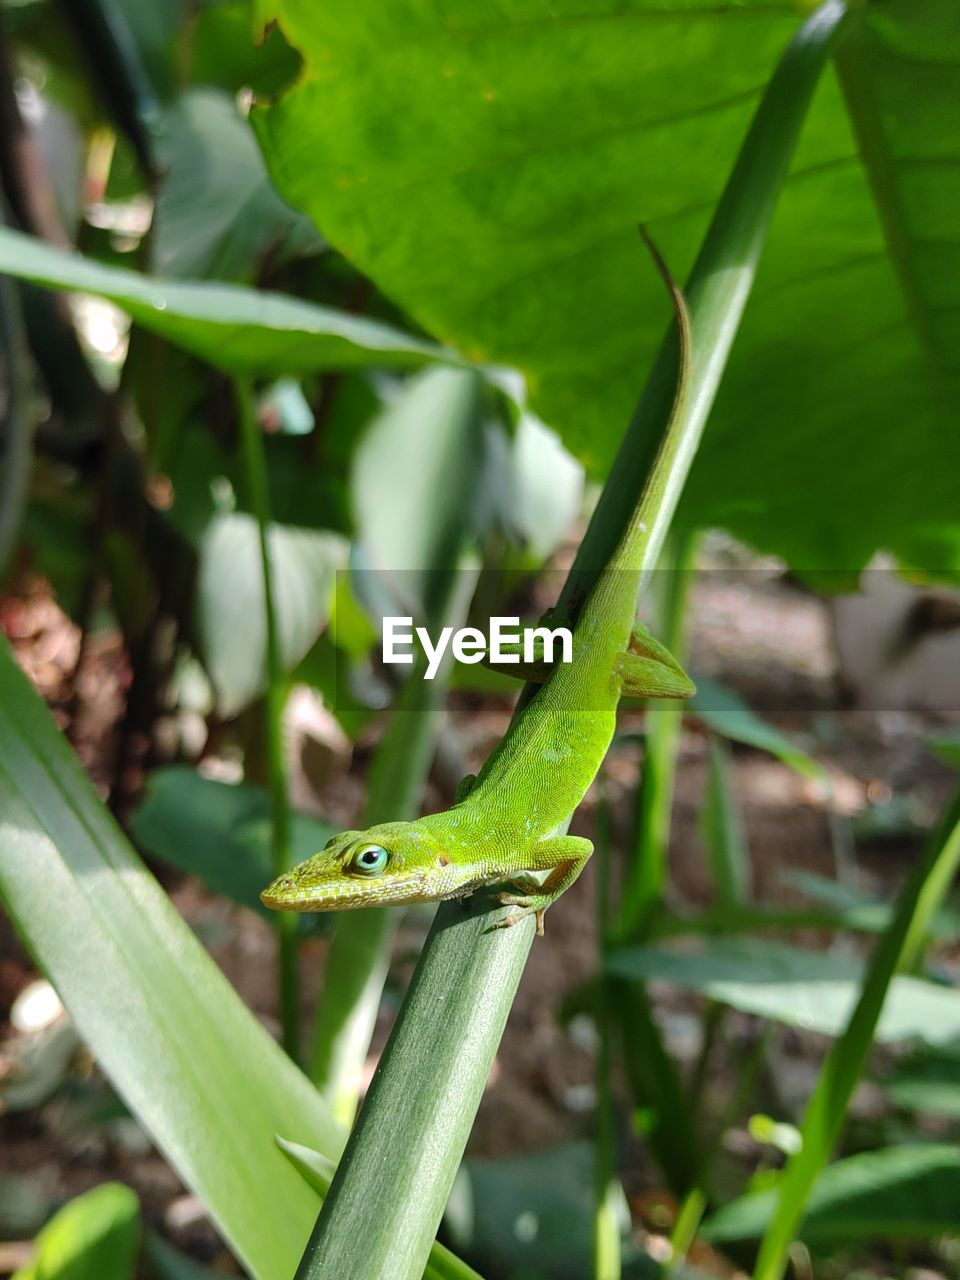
left=492, top=901, right=548, bottom=937
left=495, top=891, right=534, bottom=908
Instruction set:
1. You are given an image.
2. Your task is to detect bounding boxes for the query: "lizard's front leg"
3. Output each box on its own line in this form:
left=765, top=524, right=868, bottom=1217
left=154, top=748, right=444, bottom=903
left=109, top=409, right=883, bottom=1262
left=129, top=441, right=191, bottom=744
left=454, top=773, right=477, bottom=804
left=494, top=834, right=593, bottom=936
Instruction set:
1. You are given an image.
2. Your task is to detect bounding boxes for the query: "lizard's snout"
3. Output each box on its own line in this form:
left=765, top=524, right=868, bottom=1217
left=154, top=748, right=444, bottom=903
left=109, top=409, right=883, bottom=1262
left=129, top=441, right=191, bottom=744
left=260, top=874, right=297, bottom=909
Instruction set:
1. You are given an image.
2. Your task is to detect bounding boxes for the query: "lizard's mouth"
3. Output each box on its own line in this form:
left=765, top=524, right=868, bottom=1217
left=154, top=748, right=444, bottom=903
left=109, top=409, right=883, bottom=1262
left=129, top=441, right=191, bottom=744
left=260, top=870, right=430, bottom=912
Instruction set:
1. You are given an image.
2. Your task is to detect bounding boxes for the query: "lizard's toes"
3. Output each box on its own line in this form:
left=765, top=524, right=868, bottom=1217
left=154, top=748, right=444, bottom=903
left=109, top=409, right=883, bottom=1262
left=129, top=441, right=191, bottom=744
left=492, top=907, right=526, bottom=930
left=496, top=892, right=534, bottom=908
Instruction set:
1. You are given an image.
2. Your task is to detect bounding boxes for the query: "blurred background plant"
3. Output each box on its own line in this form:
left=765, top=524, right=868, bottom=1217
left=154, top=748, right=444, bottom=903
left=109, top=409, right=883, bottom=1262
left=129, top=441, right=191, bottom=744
left=0, top=1, right=959, bottom=1278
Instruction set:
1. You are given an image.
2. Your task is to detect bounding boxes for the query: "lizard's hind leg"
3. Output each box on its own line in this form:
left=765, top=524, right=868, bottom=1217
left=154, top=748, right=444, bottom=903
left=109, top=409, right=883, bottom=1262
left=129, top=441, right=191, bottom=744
left=618, top=626, right=694, bottom=700
left=495, top=834, right=593, bottom=936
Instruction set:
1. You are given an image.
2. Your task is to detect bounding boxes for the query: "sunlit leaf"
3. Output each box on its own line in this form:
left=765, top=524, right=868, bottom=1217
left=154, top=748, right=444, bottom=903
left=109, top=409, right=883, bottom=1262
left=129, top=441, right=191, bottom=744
left=0, top=642, right=341, bottom=1279
left=0, top=226, right=452, bottom=375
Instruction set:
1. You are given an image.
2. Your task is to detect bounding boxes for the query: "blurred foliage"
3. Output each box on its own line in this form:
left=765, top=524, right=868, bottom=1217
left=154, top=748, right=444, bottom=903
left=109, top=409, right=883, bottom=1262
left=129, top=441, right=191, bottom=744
left=12, top=1184, right=140, bottom=1280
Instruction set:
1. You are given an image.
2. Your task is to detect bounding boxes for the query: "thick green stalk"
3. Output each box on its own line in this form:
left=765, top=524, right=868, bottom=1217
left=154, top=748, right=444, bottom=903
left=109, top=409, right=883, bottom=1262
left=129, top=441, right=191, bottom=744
left=235, top=379, right=299, bottom=1060
left=295, top=895, right=537, bottom=1280
left=278, top=1139, right=484, bottom=1280
left=754, top=789, right=960, bottom=1280
left=295, top=6, right=849, bottom=1276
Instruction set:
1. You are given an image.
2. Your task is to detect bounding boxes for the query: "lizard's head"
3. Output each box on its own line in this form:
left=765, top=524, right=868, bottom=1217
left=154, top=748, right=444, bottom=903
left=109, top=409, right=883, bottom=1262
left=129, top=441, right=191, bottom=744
left=260, top=820, right=460, bottom=912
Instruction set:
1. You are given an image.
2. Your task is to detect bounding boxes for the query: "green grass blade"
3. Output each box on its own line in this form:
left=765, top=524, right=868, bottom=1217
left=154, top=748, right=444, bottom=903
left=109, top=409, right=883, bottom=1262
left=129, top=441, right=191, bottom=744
left=688, top=680, right=821, bottom=779
left=615, top=532, right=696, bottom=938
left=753, top=789, right=960, bottom=1280
left=0, top=640, right=342, bottom=1279
left=0, top=225, right=453, bottom=376
left=0, top=241, right=32, bottom=578
left=236, top=377, right=300, bottom=1060
left=700, top=735, right=751, bottom=906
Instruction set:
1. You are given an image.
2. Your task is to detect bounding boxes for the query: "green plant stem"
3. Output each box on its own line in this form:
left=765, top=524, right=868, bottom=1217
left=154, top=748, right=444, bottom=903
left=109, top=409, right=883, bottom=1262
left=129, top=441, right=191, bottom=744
left=295, top=894, right=537, bottom=1280
left=294, top=6, right=848, bottom=1276
left=610, top=535, right=699, bottom=1199
left=753, top=788, right=960, bottom=1280
left=667, top=1187, right=707, bottom=1274
left=235, top=378, right=299, bottom=1061
left=277, top=1139, right=484, bottom=1280
left=618, top=978, right=700, bottom=1197
left=702, top=735, right=751, bottom=905
left=667, top=1021, right=773, bottom=1271
left=617, top=530, right=697, bottom=939
left=0, top=233, right=31, bottom=577
left=594, top=776, right=621, bottom=1280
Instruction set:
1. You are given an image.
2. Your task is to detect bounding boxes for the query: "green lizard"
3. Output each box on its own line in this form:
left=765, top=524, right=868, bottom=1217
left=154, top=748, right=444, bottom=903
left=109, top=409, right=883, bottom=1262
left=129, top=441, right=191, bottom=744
left=262, top=237, right=694, bottom=935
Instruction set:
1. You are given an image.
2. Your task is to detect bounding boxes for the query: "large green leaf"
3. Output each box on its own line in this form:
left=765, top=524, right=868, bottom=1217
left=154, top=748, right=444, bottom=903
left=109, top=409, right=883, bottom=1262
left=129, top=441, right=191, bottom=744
left=607, top=936, right=960, bottom=1045
left=0, top=641, right=340, bottom=1280
left=256, top=0, right=960, bottom=571
left=0, top=226, right=451, bottom=375
left=702, top=1144, right=960, bottom=1244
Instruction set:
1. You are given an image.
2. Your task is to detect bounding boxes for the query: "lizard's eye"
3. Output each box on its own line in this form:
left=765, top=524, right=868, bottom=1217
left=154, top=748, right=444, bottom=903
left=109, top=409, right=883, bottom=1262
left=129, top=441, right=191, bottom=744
left=350, top=843, right=390, bottom=877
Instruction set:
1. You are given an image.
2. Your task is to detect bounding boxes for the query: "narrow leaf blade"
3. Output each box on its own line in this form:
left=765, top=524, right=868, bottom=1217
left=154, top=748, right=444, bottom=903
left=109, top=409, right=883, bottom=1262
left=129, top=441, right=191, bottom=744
left=0, top=226, right=451, bottom=376
left=0, top=641, right=341, bottom=1280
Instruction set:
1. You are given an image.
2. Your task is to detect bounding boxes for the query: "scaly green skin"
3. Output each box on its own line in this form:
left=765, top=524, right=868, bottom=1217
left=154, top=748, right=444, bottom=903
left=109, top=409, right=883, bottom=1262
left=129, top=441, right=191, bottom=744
left=262, top=240, right=693, bottom=933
